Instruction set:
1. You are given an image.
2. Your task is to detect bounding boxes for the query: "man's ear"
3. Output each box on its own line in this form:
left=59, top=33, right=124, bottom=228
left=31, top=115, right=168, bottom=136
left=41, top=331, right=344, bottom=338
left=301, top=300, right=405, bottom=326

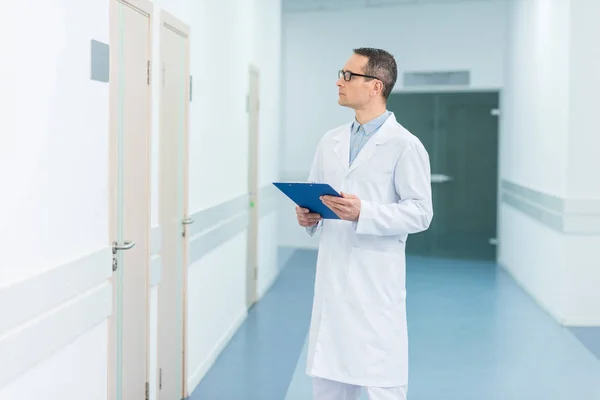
left=372, top=80, right=384, bottom=96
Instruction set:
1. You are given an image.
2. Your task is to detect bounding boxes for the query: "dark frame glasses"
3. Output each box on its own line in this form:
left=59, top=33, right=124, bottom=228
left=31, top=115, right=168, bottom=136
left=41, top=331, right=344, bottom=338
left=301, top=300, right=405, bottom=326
left=338, top=69, right=381, bottom=82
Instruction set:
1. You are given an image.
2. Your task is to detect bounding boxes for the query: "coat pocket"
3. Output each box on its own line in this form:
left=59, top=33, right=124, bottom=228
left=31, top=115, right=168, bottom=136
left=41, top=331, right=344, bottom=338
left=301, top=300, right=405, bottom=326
left=345, top=247, right=406, bottom=307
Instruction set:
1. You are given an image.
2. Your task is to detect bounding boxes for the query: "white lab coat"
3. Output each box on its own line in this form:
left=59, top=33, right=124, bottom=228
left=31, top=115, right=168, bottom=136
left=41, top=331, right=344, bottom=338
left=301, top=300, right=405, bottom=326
left=304, top=112, right=433, bottom=388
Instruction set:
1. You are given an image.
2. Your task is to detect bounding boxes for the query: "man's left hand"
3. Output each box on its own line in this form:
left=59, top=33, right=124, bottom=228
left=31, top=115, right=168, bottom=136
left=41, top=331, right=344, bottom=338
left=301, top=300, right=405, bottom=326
left=320, top=192, right=361, bottom=221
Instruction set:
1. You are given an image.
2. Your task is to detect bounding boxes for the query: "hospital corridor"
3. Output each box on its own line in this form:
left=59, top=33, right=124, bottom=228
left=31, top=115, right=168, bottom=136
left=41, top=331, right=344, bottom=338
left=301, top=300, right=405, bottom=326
left=1, top=0, right=600, bottom=399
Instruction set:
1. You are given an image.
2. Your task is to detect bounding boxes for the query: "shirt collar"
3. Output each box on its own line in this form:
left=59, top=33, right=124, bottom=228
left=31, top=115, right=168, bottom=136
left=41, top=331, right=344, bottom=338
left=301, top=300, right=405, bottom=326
left=351, top=110, right=391, bottom=135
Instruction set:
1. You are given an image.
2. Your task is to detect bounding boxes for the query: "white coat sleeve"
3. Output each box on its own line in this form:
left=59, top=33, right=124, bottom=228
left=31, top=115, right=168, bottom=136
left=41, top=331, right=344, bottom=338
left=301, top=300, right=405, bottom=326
left=354, top=142, right=433, bottom=236
left=305, top=139, right=324, bottom=237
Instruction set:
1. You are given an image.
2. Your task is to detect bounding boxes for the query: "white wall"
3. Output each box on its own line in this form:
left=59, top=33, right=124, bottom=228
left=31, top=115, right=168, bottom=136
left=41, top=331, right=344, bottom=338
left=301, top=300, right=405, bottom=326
left=0, top=0, right=111, bottom=398
left=2, top=0, right=109, bottom=288
left=0, top=322, right=109, bottom=400
left=0, top=0, right=283, bottom=398
left=567, top=0, right=600, bottom=199
left=279, top=0, right=508, bottom=249
left=255, top=0, right=285, bottom=296
left=498, top=0, right=570, bottom=324
left=500, top=0, right=571, bottom=197
left=184, top=0, right=283, bottom=394
left=499, top=0, right=600, bottom=326
left=563, top=0, right=600, bottom=324
left=152, top=0, right=283, bottom=395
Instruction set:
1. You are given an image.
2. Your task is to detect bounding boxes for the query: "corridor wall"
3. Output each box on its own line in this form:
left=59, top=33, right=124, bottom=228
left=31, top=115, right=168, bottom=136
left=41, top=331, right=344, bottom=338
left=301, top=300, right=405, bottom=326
left=183, top=0, right=283, bottom=393
left=499, top=0, right=600, bottom=326
left=0, top=0, right=283, bottom=398
left=0, top=0, right=112, bottom=398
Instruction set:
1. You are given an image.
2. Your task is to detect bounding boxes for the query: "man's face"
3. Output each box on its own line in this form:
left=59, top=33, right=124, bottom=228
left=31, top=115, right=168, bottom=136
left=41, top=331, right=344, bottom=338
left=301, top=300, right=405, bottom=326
left=336, top=54, right=377, bottom=109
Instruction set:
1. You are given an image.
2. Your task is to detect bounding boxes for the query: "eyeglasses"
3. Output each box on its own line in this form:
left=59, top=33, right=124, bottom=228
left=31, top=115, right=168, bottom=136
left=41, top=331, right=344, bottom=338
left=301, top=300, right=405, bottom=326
left=338, top=69, right=382, bottom=82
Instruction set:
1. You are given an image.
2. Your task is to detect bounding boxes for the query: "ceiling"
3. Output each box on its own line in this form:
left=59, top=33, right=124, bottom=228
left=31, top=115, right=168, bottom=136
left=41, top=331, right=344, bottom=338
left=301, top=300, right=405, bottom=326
left=283, top=0, right=502, bottom=13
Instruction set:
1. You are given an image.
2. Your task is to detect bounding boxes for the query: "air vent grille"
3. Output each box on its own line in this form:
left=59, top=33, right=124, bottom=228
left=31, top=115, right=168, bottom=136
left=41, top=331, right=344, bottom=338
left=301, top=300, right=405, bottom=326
left=403, top=70, right=470, bottom=87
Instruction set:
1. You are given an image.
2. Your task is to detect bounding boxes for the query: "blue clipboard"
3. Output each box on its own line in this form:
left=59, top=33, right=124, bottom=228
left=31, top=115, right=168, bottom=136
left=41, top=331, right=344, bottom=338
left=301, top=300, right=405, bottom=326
left=273, top=182, right=341, bottom=219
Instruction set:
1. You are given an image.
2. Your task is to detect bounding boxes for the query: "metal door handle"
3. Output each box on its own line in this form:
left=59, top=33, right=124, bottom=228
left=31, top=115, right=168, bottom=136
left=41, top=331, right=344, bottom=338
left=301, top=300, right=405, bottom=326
left=112, top=240, right=135, bottom=254
left=431, top=173, right=453, bottom=183
left=182, top=218, right=195, bottom=225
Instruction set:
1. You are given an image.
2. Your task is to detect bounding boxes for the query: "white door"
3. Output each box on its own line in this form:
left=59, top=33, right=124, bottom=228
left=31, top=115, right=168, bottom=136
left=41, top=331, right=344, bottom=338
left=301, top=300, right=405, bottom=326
left=246, top=65, right=260, bottom=307
left=107, top=1, right=153, bottom=399
left=157, top=10, right=191, bottom=400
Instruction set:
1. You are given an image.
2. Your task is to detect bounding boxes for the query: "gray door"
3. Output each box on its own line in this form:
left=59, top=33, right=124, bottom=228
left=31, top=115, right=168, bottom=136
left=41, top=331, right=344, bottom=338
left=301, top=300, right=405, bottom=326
left=387, top=91, right=499, bottom=261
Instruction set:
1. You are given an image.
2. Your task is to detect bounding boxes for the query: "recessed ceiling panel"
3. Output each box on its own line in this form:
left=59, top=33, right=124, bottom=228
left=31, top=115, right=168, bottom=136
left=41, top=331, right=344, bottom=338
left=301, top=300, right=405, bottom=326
left=283, top=0, right=504, bottom=13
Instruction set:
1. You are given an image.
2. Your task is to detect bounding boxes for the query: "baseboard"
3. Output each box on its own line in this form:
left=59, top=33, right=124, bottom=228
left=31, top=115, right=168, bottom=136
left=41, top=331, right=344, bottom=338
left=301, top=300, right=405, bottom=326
left=499, top=263, right=600, bottom=327
left=277, top=246, right=300, bottom=270
left=498, top=263, right=566, bottom=325
left=561, top=316, right=600, bottom=327
left=186, top=308, right=248, bottom=394
left=258, top=266, right=280, bottom=300
left=280, top=243, right=319, bottom=251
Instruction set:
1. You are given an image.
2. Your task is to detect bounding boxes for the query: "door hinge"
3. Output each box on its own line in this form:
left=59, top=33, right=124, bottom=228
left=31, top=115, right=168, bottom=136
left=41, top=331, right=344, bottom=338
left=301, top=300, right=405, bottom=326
left=159, top=368, right=162, bottom=390
left=145, top=381, right=149, bottom=400
left=147, top=60, right=151, bottom=85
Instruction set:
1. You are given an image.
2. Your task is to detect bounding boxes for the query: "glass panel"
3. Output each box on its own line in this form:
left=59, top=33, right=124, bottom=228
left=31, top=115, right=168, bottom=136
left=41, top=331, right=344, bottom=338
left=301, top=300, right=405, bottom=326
left=387, top=91, right=499, bottom=261
left=435, top=92, right=499, bottom=260
left=387, top=92, right=436, bottom=256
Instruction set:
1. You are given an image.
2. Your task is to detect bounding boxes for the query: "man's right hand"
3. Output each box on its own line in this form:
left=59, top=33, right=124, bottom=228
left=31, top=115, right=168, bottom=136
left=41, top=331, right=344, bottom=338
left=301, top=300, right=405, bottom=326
left=296, top=206, right=322, bottom=227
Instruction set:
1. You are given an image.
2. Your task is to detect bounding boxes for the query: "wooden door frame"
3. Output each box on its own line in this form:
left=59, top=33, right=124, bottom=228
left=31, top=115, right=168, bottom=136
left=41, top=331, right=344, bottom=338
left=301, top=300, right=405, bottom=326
left=107, top=0, right=154, bottom=399
left=157, top=9, right=191, bottom=400
left=246, top=64, right=260, bottom=308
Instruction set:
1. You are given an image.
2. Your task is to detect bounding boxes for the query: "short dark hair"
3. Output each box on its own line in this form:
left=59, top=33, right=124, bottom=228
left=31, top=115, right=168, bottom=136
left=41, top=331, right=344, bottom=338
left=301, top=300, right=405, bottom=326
left=353, top=47, right=397, bottom=100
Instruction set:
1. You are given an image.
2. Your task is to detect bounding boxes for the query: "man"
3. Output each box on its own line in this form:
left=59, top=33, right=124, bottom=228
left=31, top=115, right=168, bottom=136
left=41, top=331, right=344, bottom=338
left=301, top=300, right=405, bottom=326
left=296, top=48, right=433, bottom=399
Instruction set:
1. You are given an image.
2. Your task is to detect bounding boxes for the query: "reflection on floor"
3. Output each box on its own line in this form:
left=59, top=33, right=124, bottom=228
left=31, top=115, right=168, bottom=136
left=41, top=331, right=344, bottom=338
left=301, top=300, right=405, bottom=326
left=190, top=249, right=600, bottom=400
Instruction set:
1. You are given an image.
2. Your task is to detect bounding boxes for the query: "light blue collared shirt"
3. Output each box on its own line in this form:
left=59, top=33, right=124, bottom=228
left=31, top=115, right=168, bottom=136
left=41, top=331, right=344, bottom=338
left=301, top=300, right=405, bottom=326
left=349, top=110, right=391, bottom=165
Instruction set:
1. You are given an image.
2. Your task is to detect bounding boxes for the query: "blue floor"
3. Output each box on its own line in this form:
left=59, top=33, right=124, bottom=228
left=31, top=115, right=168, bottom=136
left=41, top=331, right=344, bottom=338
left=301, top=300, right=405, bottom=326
left=570, top=327, right=600, bottom=361
left=190, top=249, right=318, bottom=400
left=191, top=250, right=600, bottom=400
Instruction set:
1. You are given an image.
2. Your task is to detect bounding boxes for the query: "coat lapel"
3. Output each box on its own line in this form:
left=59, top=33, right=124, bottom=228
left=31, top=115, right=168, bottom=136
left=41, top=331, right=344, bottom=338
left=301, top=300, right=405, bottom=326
left=332, top=123, right=352, bottom=175
left=347, top=113, right=397, bottom=176
left=347, top=136, right=377, bottom=175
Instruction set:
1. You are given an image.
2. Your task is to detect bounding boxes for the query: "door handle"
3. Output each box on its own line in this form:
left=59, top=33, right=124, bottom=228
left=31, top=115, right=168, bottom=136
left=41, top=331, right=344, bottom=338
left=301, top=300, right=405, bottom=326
left=111, top=240, right=135, bottom=271
left=182, top=218, right=195, bottom=238
left=431, top=173, right=453, bottom=183
left=112, top=240, right=135, bottom=254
